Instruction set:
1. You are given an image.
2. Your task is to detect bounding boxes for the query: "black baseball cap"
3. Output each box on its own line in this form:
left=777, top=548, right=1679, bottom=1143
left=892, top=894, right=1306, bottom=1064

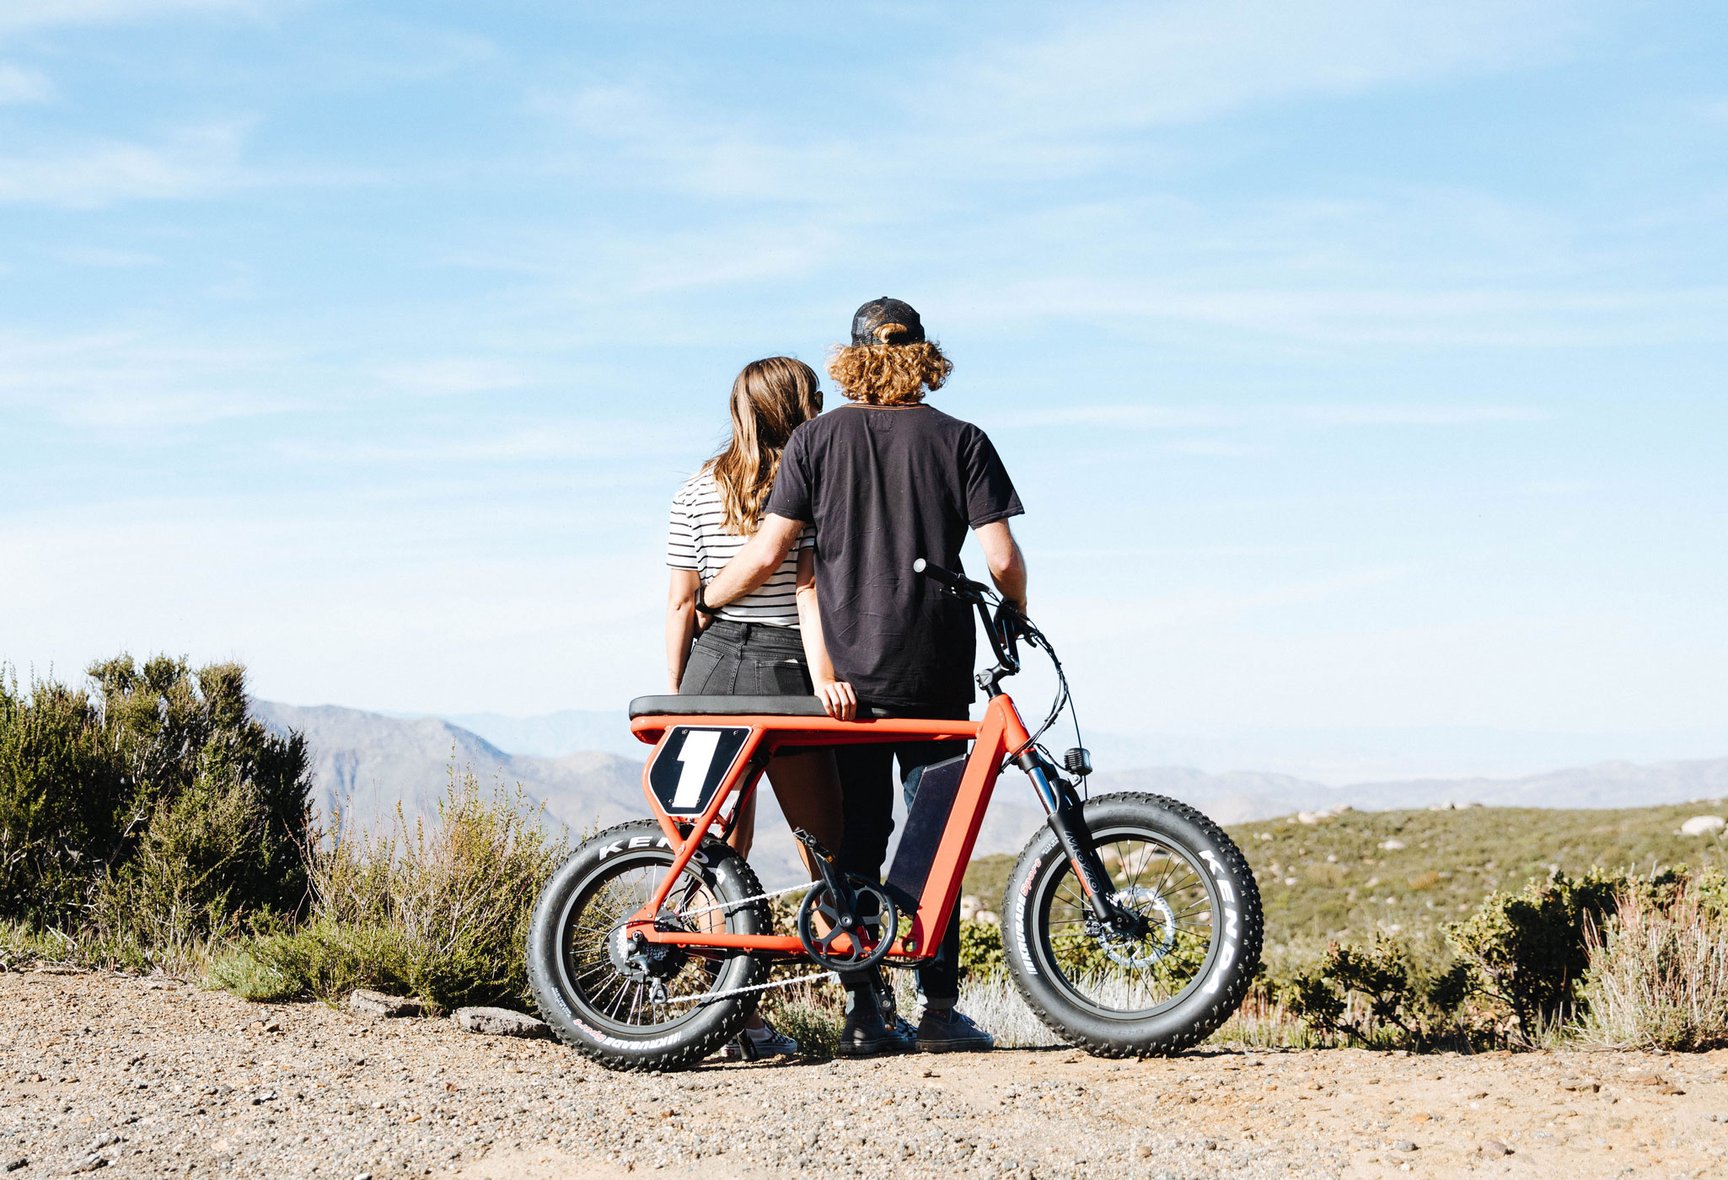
left=850, top=296, right=926, bottom=346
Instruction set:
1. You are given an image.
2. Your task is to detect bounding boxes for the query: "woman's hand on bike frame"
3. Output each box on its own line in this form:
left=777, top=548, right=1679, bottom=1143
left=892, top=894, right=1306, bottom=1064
left=813, top=676, right=858, bottom=721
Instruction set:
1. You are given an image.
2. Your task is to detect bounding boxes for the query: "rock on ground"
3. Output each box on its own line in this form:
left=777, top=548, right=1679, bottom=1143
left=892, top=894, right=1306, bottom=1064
left=4, top=971, right=1728, bottom=1178
left=1680, top=815, right=1726, bottom=837
left=452, top=1007, right=549, bottom=1039
left=347, top=990, right=427, bottom=1019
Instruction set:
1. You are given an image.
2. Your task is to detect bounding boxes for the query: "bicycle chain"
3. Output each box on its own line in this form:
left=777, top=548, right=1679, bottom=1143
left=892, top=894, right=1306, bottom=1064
left=617, top=881, right=840, bottom=1011
left=652, top=882, right=837, bottom=1009
left=657, top=968, right=837, bottom=1009
left=669, top=879, right=816, bottom=924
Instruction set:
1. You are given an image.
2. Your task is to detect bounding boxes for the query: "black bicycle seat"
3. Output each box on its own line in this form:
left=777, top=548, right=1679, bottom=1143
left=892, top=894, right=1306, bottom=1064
left=628, top=695, right=831, bottom=719
left=628, top=696, right=905, bottom=720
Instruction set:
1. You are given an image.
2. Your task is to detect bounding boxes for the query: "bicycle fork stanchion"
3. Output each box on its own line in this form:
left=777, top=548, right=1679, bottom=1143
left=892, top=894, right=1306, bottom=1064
left=1014, top=738, right=1143, bottom=936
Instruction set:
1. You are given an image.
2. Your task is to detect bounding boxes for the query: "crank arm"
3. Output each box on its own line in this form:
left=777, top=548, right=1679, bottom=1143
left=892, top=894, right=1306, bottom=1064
left=793, top=827, right=859, bottom=915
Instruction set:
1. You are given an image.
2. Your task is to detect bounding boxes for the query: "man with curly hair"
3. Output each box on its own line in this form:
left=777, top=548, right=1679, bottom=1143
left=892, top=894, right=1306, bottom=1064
left=702, top=297, right=1027, bottom=1056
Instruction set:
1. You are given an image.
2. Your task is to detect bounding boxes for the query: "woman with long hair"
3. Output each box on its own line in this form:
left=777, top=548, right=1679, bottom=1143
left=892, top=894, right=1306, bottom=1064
left=664, top=355, right=853, bottom=1060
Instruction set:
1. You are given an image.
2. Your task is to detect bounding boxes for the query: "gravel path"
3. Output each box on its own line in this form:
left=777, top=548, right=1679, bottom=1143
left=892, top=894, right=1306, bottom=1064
left=4, top=970, right=1728, bottom=1178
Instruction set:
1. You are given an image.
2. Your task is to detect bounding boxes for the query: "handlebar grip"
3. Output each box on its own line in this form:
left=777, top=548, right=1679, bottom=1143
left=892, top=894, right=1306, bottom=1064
left=913, top=558, right=990, bottom=597
left=912, top=557, right=963, bottom=587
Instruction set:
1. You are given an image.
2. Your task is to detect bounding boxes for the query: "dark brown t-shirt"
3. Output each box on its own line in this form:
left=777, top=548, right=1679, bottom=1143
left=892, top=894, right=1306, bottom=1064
left=764, top=402, right=1023, bottom=710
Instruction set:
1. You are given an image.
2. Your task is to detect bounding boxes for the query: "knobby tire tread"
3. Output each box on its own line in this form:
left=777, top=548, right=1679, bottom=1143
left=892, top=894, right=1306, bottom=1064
left=1005, top=792, right=1264, bottom=1058
left=528, top=819, right=773, bottom=1073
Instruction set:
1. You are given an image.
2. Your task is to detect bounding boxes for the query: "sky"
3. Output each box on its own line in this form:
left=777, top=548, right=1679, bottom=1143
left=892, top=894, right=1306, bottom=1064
left=3, top=1, right=1726, bottom=777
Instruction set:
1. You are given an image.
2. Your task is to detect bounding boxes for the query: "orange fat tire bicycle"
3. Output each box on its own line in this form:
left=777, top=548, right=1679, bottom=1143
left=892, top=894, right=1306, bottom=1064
left=526, top=561, right=1263, bottom=1071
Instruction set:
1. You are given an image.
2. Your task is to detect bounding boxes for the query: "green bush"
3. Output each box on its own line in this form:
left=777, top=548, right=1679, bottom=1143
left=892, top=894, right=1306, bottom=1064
left=1286, top=935, right=1470, bottom=1050
left=0, top=657, right=312, bottom=958
left=211, top=769, right=566, bottom=1010
left=958, top=919, right=1005, bottom=981
left=0, top=675, right=125, bottom=921
left=1445, top=869, right=1622, bottom=1036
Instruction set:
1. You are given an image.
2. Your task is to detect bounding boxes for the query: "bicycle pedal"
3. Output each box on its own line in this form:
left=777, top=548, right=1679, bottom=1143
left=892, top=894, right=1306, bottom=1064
left=791, top=827, right=837, bottom=863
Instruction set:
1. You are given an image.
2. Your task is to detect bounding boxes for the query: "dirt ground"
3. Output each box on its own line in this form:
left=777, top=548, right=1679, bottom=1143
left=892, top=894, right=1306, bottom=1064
left=3, top=969, right=1727, bottom=1179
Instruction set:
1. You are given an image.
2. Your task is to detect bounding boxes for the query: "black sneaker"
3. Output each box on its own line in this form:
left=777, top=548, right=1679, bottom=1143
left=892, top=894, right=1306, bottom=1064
left=836, top=995, right=915, bottom=1058
left=720, top=1019, right=799, bottom=1061
left=876, top=986, right=919, bottom=1047
left=915, top=1007, right=994, bottom=1053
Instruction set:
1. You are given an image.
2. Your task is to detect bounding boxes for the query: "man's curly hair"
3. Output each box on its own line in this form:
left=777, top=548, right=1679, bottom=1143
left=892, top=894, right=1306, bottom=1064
left=827, top=322, right=953, bottom=406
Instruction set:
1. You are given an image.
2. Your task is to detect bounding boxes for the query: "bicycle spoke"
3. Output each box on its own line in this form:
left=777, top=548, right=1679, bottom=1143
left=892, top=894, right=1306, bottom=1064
left=1038, top=830, right=1227, bottom=1017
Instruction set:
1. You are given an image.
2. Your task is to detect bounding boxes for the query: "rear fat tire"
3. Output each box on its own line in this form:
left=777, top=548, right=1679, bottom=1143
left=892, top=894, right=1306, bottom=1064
left=1003, top=792, right=1263, bottom=1057
left=527, top=819, right=770, bottom=1072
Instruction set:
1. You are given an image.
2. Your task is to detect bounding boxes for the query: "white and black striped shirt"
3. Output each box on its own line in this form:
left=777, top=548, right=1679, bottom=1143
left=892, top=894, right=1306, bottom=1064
left=667, top=468, right=814, bottom=626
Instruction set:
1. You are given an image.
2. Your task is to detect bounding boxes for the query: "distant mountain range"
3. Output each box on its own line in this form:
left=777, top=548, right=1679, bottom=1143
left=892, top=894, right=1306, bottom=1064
left=254, top=700, right=1728, bottom=885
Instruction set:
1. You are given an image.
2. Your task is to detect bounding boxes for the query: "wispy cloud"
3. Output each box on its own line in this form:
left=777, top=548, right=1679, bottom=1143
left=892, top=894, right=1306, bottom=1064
left=0, top=0, right=261, bottom=36
left=0, top=326, right=310, bottom=427
left=373, top=357, right=541, bottom=398
left=56, top=245, right=163, bottom=268
left=952, top=280, right=1728, bottom=347
left=999, top=403, right=1549, bottom=431
left=936, top=0, right=1582, bottom=136
left=274, top=422, right=692, bottom=466
left=0, top=120, right=254, bottom=208
left=537, top=1, right=1583, bottom=204
left=0, top=61, right=52, bottom=103
left=0, top=117, right=386, bottom=208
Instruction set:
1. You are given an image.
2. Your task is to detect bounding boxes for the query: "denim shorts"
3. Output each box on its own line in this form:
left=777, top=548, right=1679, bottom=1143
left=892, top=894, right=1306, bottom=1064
left=680, top=619, right=813, bottom=696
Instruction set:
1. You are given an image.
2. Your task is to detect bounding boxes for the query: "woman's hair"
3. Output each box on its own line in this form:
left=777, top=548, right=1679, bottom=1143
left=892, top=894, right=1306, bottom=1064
left=826, top=321, right=953, bottom=406
left=707, top=356, right=822, bottom=535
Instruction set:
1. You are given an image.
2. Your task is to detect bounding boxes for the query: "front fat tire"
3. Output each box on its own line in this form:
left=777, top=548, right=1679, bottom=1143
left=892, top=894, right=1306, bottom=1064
left=1003, top=792, right=1263, bottom=1057
left=527, top=820, right=769, bottom=1072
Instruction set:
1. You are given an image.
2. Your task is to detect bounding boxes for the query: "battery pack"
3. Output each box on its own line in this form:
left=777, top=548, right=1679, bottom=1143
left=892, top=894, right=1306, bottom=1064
left=884, top=754, right=969, bottom=907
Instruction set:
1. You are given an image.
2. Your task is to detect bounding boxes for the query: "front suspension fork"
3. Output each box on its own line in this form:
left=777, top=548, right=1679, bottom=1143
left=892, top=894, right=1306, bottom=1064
left=1017, top=752, right=1127, bottom=929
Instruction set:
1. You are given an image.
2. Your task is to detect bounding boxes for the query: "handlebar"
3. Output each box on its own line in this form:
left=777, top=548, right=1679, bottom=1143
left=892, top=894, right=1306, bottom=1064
left=914, top=560, right=1075, bottom=756
left=911, top=557, right=988, bottom=597
left=914, top=556, right=1024, bottom=688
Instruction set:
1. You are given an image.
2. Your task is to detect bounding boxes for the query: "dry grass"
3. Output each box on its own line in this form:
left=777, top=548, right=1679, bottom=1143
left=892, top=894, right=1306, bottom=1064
left=1577, top=887, right=1728, bottom=1051
left=766, top=973, right=1319, bottom=1055
left=208, top=769, right=566, bottom=1009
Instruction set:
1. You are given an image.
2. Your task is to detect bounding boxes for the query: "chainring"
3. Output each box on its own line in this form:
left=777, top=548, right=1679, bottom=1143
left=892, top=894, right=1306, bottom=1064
left=796, top=881, right=896, bottom=971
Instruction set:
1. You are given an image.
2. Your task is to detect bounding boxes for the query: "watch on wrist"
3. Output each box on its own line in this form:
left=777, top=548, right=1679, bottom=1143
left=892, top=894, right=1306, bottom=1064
left=694, top=584, right=719, bottom=617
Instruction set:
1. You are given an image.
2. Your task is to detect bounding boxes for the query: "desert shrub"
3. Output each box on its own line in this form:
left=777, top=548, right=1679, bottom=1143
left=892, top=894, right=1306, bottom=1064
left=766, top=988, right=842, bottom=1059
left=88, top=657, right=312, bottom=923
left=1286, top=935, right=1470, bottom=1050
left=0, top=657, right=311, bottom=959
left=211, top=769, right=566, bottom=1009
left=209, top=916, right=421, bottom=1002
left=0, top=920, right=55, bottom=971
left=1445, top=869, right=1621, bottom=1036
left=0, top=675, right=125, bottom=921
left=958, top=918, right=1005, bottom=981
left=1212, top=985, right=1325, bottom=1050
left=1577, top=883, right=1728, bottom=1050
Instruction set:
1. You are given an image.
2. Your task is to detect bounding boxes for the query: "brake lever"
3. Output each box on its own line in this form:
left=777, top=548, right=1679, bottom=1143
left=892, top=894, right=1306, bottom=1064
left=991, top=603, right=1022, bottom=663
left=995, top=602, right=1040, bottom=646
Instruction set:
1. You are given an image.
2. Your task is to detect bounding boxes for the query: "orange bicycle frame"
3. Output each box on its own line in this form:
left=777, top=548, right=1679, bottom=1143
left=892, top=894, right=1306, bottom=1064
left=623, top=695, right=1035, bottom=961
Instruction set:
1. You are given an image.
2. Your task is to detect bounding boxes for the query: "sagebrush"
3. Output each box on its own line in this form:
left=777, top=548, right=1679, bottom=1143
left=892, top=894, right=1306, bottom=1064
left=1578, top=876, right=1728, bottom=1051
left=0, top=656, right=312, bottom=966
left=210, top=769, right=567, bottom=1009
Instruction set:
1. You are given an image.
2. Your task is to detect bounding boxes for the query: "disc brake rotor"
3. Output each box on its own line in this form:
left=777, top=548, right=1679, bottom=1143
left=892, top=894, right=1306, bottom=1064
left=1097, top=886, right=1178, bottom=968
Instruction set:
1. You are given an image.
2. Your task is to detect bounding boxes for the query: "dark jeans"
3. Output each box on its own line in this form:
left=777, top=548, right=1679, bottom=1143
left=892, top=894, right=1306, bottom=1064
left=680, top=619, right=812, bottom=695
left=835, top=704, right=969, bottom=1006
